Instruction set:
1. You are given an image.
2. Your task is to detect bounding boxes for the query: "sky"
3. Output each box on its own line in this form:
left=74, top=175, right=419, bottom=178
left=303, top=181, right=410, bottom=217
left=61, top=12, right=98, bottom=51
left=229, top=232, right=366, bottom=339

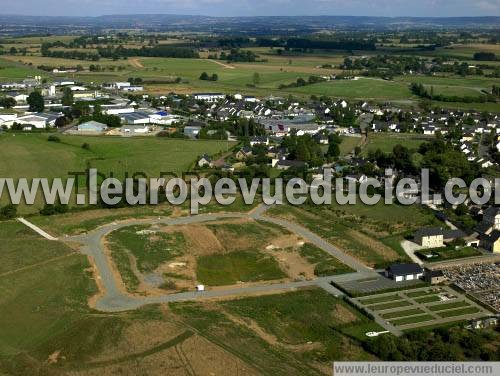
left=1, top=0, right=499, bottom=17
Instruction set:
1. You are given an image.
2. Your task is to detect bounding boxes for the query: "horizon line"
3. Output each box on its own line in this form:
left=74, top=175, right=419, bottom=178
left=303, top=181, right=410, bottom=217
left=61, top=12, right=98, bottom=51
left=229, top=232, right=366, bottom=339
left=0, top=13, right=499, bottom=19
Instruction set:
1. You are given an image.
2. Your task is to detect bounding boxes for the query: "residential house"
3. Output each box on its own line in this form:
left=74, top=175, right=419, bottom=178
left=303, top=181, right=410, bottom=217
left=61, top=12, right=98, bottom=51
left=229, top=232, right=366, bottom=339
left=235, top=147, right=253, bottom=161
left=480, top=230, right=500, bottom=253
left=198, top=154, right=213, bottom=168
left=385, top=263, right=424, bottom=282
left=414, top=228, right=445, bottom=248
left=483, top=207, right=500, bottom=231
left=249, top=136, right=269, bottom=147
left=275, top=159, right=306, bottom=170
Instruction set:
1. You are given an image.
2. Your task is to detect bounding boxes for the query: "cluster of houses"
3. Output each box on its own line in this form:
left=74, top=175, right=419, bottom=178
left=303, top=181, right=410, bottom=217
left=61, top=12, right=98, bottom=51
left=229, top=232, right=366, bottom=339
left=413, top=206, right=500, bottom=254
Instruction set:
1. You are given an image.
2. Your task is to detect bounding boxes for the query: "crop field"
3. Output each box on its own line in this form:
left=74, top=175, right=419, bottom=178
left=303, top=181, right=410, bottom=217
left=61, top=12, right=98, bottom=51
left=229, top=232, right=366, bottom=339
left=354, top=286, right=490, bottom=331
left=289, top=77, right=413, bottom=100
left=2, top=40, right=498, bottom=108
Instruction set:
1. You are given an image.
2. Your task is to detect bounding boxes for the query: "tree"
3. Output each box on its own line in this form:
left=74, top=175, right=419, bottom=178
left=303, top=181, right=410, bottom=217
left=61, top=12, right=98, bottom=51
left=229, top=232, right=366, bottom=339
left=54, top=116, right=67, bottom=128
left=0, top=204, right=17, bottom=220
left=211, top=73, right=218, bottom=81
left=61, top=87, right=74, bottom=106
left=0, top=96, right=16, bottom=108
left=27, top=91, right=44, bottom=112
left=199, top=72, right=209, bottom=80
left=253, top=72, right=261, bottom=85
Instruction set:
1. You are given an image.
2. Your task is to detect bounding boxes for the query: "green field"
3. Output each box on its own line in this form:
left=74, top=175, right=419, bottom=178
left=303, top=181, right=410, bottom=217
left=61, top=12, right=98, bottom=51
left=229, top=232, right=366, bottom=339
left=381, top=308, right=426, bottom=320
left=415, top=295, right=442, bottom=304
left=405, top=289, right=439, bottom=298
left=108, top=225, right=186, bottom=273
left=269, top=201, right=439, bottom=268
left=339, top=136, right=362, bottom=156
left=428, top=301, right=471, bottom=312
left=419, top=247, right=482, bottom=262
left=298, top=243, right=354, bottom=276
left=220, top=288, right=381, bottom=354
left=360, top=294, right=401, bottom=305
left=437, top=307, right=481, bottom=318
left=365, top=133, right=433, bottom=154
left=370, top=300, right=412, bottom=311
left=390, top=314, right=435, bottom=326
left=196, top=250, right=286, bottom=286
left=0, top=134, right=231, bottom=213
left=0, top=220, right=119, bottom=370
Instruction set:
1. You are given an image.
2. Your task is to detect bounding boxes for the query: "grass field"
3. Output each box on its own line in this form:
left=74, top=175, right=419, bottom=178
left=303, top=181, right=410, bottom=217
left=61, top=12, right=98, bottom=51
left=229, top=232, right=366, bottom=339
left=269, top=201, right=439, bottom=268
left=370, top=300, right=413, bottom=311
left=437, top=307, right=481, bottom=318
left=170, top=288, right=379, bottom=374
left=360, top=294, right=402, bottom=305
left=428, top=301, right=471, bottom=312
left=405, top=289, right=440, bottom=298
left=415, top=295, right=442, bottom=304
left=390, top=314, right=435, bottom=326
left=298, top=243, right=354, bottom=276
left=108, top=225, right=186, bottom=273
left=418, top=246, right=482, bottom=262
left=381, top=308, right=425, bottom=320
left=0, top=133, right=231, bottom=213
left=339, top=136, right=362, bottom=156
left=0, top=220, right=119, bottom=369
left=196, top=250, right=286, bottom=286
left=365, top=133, right=433, bottom=154
left=2, top=39, right=499, bottom=107
left=220, top=288, right=380, bottom=358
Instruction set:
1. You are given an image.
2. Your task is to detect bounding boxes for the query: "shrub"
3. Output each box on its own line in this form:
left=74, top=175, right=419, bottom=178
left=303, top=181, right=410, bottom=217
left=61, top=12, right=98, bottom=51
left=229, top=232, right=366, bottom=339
left=47, top=135, right=61, bottom=143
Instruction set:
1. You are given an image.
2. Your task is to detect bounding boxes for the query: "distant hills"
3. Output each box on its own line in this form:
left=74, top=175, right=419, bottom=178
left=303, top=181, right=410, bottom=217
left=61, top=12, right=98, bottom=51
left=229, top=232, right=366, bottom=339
left=0, top=14, right=499, bottom=35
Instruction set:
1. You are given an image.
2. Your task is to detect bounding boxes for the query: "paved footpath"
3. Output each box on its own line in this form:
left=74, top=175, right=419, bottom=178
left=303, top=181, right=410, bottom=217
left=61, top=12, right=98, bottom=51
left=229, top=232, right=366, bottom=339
left=17, top=217, right=58, bottom=240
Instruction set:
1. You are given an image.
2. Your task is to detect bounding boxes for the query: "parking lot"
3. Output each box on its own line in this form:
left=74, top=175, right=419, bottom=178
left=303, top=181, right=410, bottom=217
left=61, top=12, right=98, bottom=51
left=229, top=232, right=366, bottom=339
left=353, top=286, right=492, bottom=333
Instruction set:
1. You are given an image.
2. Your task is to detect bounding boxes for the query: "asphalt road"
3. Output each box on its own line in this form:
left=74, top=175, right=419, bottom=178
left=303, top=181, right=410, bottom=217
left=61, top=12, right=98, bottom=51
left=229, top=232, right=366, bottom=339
left=67, top=204, right=378, bottom=312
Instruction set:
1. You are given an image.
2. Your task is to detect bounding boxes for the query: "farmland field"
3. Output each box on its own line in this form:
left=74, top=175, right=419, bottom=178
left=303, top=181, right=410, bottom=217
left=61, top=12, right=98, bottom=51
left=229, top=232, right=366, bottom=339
left=0, top=133, right=232, bottom=213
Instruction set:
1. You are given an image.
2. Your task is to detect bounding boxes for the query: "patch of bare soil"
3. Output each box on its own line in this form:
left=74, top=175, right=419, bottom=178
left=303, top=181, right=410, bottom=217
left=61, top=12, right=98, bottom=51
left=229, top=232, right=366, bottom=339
left=266, top=248, right=316, bottom=281
left=179, top=334, right=260, bottom=375
left=170, top=224, right=223, bottom=256
left=206, top=59, right=235, bottom=69
left=129, top=58, right=144, bottom=68
left=90, top=320, right=185, bottom=363
left=332, top=304, right=358, bottom=324
left=69, top=322, right=259, bottom=376
left=86, top=255, right=106, bottom=309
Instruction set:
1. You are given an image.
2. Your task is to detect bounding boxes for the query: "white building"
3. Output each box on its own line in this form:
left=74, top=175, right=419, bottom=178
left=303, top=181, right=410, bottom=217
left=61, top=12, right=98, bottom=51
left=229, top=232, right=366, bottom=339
left=193, top=93, right=225, bottom=103
left=386, top=264, right=424, bottom=282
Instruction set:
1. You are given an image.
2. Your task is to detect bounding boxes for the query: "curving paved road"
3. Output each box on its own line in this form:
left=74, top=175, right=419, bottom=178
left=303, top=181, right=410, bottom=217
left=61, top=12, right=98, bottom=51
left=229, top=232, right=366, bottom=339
left=66, top=204, right=377, bottom=312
